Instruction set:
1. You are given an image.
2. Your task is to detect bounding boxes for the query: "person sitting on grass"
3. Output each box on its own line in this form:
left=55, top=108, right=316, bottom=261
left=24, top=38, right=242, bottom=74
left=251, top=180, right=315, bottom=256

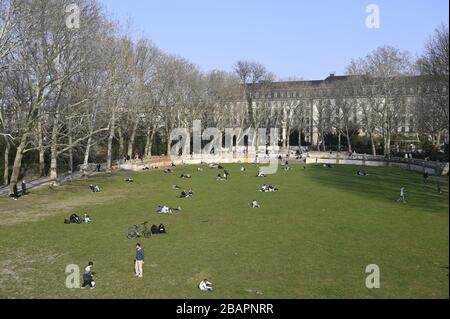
left=89, top=184, right=101, bottom=193
left=179, top=189, right=193, bottom=198
left=224, top=170, right=229, bottom=179
left=250, top=200, right=260, bottom=208
left=323, top=164, right=333, bottom=168
left=240, top=166, right=246, bottom=172
left=197, top=167, right=204, bottom=172
left=260, top=184, right=268, bottom=192
left=198, top=279, right=214, bottom=292
left=81, top=261, right=96, bottom=289
left=267, top=185, right=279, bottom=192
left=216, top=173, right=225, bottom=181
left=70, top=213, right=82, bottom=224
left=172, top=185, right=182, bottom=190
left=124, top=178, right=134, bottom=182
left=356, top=170, right=368, bottom=176
left=164, top=168, right=173, bottom=173
left=142, top=165, right=150, bottom=171
left=180, top=173, right=191, bottom=179
left=83, top=213, right=92, bottom=223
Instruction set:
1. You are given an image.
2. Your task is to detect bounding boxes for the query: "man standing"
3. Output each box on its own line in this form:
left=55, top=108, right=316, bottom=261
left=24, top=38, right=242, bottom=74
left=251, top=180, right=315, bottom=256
left=135, top=244, right=144, bottom=278
left=397, top=187, right=406, bottom=203
left=21, top=180, right=27, bottom=195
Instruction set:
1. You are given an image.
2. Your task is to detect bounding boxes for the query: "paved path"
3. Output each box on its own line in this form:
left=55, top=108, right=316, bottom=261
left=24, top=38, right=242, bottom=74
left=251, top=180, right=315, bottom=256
left=0, top=170, right=99, bottom=197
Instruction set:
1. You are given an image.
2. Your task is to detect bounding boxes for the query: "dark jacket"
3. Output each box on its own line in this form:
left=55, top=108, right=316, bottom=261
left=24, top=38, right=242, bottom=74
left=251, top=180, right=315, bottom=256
left=136, top=248, right=144, bottom=261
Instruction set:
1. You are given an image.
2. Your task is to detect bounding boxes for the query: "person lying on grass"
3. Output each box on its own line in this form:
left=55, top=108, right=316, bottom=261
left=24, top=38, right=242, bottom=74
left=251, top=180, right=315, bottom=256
left=124, top=178, right=134, bottom=182
left=178, top=189, right=194, bottom=198
left=256, top=172, right=266, bottom=178
left=156, top=205, right=182, bottom=214
left=197, top=167, right=204, bottom=172
left=260, top=185, right=278, bottom=192
left=172, top=185, right=182, bottom=190
left=356, top=170, right=368, bottom=176
left=164, top=168, right=173, bottom=173
left=216, top=174, right=226, bottom=181
left=180, top=173, right=192, bottom=179
left=83, top=213, right=92, bottom=223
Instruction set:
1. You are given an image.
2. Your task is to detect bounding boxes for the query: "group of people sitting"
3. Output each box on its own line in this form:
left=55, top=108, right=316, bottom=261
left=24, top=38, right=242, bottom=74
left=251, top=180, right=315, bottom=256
left=208, top=163, right=224, bottom=169
left=151, top=223, right=167, bottom=234
left=65, top=213, right=92, bottom=224
left=156, top=205, right=182, bottom=214
left=260, top=184, right=279, bottom=193
left=89, top=184, right=101, bottom=193
left=216, top=170, right=229, bottom=181
left=356, top=170, right=368, bottom=176
left=178, top=189, right=194, bottom=198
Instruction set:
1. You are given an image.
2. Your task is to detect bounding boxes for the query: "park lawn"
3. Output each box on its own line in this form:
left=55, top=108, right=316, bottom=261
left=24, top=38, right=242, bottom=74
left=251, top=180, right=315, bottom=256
left=0, top=164, right=448, bottom=299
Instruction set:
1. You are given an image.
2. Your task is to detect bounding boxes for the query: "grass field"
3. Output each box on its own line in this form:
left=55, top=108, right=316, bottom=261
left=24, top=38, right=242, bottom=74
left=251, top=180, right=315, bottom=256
left=0, top=164, right=448, bottom=299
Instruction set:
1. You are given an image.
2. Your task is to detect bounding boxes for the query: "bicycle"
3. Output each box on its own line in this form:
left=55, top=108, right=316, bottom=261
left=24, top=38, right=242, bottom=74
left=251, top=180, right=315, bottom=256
left=126, top=221, right=152, bottom=239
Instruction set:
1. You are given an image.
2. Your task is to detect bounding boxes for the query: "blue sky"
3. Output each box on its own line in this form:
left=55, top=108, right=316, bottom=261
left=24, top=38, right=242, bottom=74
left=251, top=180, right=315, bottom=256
left=98, top=0, right=449, bottom=80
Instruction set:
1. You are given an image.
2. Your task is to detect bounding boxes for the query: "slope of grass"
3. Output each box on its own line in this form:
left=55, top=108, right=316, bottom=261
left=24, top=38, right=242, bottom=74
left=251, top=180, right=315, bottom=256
left=0, top=164, right=448, bottom=299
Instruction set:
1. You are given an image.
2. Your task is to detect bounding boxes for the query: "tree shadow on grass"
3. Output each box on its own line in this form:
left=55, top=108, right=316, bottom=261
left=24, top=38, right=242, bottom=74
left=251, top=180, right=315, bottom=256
left=303, top=165, right=449, bottom=213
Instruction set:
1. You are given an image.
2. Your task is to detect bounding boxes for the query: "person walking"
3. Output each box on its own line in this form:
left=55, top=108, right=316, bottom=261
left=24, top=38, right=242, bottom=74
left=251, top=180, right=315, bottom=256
left=135, top=243, right=144, bottom=278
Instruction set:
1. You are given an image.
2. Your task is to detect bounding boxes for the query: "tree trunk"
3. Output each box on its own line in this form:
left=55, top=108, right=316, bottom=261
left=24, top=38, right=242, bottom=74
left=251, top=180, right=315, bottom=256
left=49, top=110, right=60, bottom=181
left=127, top=119, right=139, bottom=158
left=68, top=118, right=73, bottom=174
left=118, top=126, right=124, bottom=160
left=370, top=134, right=376, bottom=155
left=3, top=136, right=10, bottom=186
left=37, top=120, right=45, bottom=177
left=9, top=135, right=27, bottom=194
left=82, top=135, right=92, bottom=176
left=345, top=127, right=352, bottom=153
left=106, top=112, right=116, bottom=172
left=144, top=126, right=154, bottom=157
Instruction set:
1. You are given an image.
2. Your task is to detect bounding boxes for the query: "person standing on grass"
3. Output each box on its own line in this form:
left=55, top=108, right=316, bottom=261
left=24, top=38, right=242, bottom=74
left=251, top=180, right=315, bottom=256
left=397, top=187, right=406, bottom=203
left=437, top=182, right=442, bottom=194
left=21, top=180, right=27, bottom=195
left=9, top=183, right=19, bottom=200
left=135, top=244, right=144, bottom=278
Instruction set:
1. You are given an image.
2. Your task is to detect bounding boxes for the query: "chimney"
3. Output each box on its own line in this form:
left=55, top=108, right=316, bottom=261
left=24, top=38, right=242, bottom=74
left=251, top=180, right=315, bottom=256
left=329, top=72, right=335, bottom=77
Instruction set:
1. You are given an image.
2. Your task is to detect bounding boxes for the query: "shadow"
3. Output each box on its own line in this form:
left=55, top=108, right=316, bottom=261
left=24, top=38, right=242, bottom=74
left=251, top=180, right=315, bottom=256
left=303, top=164, right=449, bottom=213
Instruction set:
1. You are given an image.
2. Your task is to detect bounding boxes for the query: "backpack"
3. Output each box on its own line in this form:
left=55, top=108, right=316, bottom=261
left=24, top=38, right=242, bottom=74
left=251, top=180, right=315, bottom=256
left=159, top=224, right=166, bottom=234
left=151, top=224, right=159, bottom=234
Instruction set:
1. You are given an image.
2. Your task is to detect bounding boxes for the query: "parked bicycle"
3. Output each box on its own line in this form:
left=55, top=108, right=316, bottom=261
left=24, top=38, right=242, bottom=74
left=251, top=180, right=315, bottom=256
left=126, top=221, right=152, bottom=239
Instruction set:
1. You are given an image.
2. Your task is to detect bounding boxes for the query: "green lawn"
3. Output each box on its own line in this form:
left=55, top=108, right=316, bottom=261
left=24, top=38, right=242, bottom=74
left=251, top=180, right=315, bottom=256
left=0, top=164, right=448, bottom=299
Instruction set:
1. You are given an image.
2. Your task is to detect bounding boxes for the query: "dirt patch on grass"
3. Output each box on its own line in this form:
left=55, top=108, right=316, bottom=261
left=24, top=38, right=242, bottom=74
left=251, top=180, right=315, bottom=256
left=0, top=247, right=63, bottom=298
left=0, top=179, right=131, bottom=226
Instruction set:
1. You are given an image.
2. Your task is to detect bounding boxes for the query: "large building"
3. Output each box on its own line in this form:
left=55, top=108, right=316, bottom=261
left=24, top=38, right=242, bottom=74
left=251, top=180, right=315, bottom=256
left=245, top=73, right=423, bottom=150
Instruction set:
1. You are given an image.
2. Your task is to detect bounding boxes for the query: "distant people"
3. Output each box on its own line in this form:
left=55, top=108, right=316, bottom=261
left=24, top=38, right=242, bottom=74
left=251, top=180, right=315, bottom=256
left=164, top=168, right=173, bottom=173
left=89, top=184, right=101, bottom=193
left=250, top=200, right=260, bottom=208
left=397, top=187, right=406, bottom=203
left=124, top=178, right=134, bottom=182
left=197, top=167, right=204, bottom=172
left=156, top=206, right=181, bottom=214
left=134, top=244, right=144, bottom=278
left=9, top=183, right=19, bottom=200
left=218, top=165, right=224, bottom=169
left=216, top=174, right=225, bottom=181
left=81, top=261, right=96, bottom=289
left=179, top=189, right=193, bottom=198
left=21, top=181, right=27, bottom=195
left=323, top=164, right=332, bottom=168
left=284, top=165, right=292, bottom=171
left=256, top=172, right=266, bottom=178
left=171, top=162, right=176, bottom=167
left=180, top=174, right=191, bottom=179
left=423, top=171, right=429, bottom=184
left=437, top=182, right=442, bottom=194
left=356, top=170, right=368, bottom=176
left=240, top=166, right=246, bottom=172
left=172, top=185, right=182, bottom=190
left=198, top=279, right=214, bottom=292
left=142, top=165, right=150, bottom=171
left=224, top=170, right=229, bottom=179
left=96, top=164, right=101, bottom=172
left=260, top=184, right=267, bottom=192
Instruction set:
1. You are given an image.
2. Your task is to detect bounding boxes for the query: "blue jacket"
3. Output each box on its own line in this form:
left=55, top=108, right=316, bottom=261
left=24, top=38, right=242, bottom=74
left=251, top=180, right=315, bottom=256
left=136, top=248, right=144, bottom=261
